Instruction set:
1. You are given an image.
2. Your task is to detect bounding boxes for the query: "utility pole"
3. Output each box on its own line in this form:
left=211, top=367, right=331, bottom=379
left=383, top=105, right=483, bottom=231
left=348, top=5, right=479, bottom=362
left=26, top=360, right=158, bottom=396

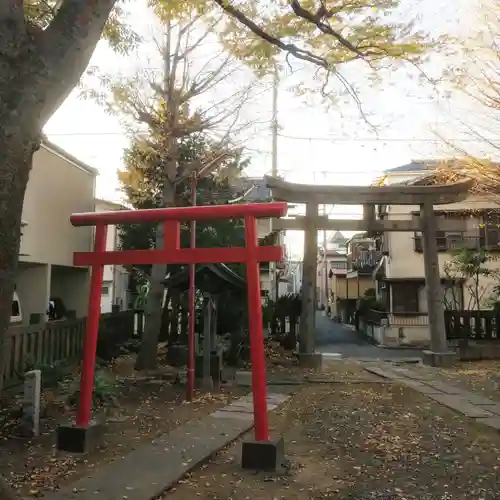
left=271, top=67, right=278, bottom=177
left=271, top=66, right=279, bottom=303
left=323, top=204, right=329, bottom=315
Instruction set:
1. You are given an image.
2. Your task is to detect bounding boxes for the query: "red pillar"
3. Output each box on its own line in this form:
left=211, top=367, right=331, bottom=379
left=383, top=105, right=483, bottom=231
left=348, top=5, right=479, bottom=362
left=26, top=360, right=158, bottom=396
left=76, top=224, right=107, bottom=427
left=244, top=215, right=269, bottom=441
left=187, top=173, right=197, bottom=401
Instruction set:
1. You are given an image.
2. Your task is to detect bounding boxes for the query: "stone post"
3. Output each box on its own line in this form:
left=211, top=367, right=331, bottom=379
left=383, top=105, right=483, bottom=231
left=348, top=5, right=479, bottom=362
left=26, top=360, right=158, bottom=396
left=202, top=296, right=213, bottom=390
left=22, top=370, right=41, bottom=437
left=211, top=295, right=218, bottom=350
left=420, top=201, right=457, bottom=366
left=298, top=202, right=321, bottom=368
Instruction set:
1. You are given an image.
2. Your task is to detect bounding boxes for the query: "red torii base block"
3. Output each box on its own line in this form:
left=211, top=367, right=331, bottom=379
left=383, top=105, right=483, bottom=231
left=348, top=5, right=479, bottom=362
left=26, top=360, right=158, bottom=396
left=56, top=202, right=288, bottom=471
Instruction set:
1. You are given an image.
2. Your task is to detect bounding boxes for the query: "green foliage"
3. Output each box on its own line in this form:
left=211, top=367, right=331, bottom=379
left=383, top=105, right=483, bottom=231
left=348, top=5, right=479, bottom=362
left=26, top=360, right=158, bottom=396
left=153, top=0, right=437, bottom=77
left=118, top=112, right=249, bottom=281
left=19, top=358, right=66, bottom=388
left=133, top=278, right=151, bottom=309
left=24, top=1, right=140, bottom=55
left=357, top=288, right=386, bottom=315
left=444, top=247, right=500, bottom=310
left=64, top=371, right=117, bottom=407
left=273, top=293, right=302, bottom=319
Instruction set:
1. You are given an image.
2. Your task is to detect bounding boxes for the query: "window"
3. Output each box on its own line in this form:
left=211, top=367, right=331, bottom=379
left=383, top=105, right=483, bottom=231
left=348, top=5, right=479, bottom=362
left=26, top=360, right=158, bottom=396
left=330, top=261, right=347, bottom=270
left=101, top=286, right=110, bottom=295
left=413, top=213, right=479, bottom=252
left=391, top=282, right=420, bottom=313
left=482, top=214, right=500, bottom=249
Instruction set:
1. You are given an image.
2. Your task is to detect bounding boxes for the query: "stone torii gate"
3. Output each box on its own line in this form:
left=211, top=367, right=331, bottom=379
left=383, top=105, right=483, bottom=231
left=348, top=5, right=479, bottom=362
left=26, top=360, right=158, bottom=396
left=265, top=175, right=474, bottom=367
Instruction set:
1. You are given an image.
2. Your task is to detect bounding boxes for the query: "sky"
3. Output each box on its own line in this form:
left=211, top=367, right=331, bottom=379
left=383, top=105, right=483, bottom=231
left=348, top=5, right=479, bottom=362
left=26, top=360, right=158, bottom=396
left=43, top=0, right=489, bottom=259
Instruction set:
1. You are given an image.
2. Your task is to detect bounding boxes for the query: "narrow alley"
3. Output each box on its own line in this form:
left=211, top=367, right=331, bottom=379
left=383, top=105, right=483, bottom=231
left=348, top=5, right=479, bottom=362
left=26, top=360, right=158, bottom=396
left=314, top=311, right=422, bottom=361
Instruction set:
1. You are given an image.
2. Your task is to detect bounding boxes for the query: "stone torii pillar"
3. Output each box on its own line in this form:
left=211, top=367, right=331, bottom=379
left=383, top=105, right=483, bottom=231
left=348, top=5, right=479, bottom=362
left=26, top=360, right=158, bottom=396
left=299, top=202, right=319, bottom=366
left=265, top=175, right=474, bottom=369
left=420, top=201, right=455, bottom=366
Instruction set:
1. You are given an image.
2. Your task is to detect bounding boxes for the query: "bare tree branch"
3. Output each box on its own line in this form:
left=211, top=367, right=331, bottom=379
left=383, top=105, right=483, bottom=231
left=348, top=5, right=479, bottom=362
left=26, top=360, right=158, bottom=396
left=212, top=0, right=329, bottom=68
left=289, top=0, right=366, bottom=59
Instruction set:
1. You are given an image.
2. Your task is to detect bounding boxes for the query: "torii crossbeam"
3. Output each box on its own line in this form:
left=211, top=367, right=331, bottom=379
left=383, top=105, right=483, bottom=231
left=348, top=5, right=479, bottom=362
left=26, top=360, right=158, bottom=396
left=56, top=202, right=288, bottom=469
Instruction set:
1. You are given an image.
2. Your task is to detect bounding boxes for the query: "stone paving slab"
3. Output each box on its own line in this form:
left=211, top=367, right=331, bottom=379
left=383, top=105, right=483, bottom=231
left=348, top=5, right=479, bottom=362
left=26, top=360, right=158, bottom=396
left=364, top=362, right=500, bottom=421
left=397, top=379, right=443, bottom=395
left=422, top=380, right=464, bottom=395
left=459, top=391, right=500, bottom=407
left=426, top=394, right=495, bottom=418
left=363, top=365, right=405, bottom=379
left=46, top=392, right=291, bottom=500
left=476, top=404, right=500, bottom=416
left=475, top=417, right=500, bottom=430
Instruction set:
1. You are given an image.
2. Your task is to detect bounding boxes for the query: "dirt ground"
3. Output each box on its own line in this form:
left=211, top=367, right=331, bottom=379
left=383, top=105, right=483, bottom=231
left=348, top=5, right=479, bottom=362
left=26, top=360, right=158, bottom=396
left=0, top=355, right=247, bottom=498
left=165, top=360, right=500, bottom=500
left=436, top=360, right=500, bottom=401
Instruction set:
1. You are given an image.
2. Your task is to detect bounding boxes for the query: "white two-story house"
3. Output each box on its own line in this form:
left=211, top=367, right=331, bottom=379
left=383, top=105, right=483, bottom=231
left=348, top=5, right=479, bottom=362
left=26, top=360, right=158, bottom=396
left=373, top=160, right=500, bottom=346
left=16, top=139, right=96, bottom=323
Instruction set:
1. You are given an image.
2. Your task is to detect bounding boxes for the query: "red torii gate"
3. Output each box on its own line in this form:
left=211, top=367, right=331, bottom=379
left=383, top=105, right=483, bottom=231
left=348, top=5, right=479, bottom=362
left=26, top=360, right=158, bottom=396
left=56, top=202, right=287, bottom=470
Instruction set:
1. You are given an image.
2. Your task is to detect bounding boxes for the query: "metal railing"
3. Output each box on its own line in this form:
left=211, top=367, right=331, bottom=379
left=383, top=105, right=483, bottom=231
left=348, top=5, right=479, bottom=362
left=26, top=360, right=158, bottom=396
left=346, top=250, right=382, bottom=272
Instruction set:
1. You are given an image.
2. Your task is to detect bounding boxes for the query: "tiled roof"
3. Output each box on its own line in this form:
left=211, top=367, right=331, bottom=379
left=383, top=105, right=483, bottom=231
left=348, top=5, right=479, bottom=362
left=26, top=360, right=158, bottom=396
left=239, top=177, right=272, bottom=201
left=384, top=160, right=438, bottom=173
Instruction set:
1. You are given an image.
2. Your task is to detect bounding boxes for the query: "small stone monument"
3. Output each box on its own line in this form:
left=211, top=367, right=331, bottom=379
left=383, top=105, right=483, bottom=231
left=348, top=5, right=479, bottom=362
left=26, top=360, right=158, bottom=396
left=22, top=369, right=41, bottom=437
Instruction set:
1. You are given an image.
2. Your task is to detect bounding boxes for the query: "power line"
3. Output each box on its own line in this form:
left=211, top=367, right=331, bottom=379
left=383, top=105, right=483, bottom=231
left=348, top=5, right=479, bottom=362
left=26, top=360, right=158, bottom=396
left=277, top=133, right=498, bottom=143
left=45, top=130, right=498, bottom=144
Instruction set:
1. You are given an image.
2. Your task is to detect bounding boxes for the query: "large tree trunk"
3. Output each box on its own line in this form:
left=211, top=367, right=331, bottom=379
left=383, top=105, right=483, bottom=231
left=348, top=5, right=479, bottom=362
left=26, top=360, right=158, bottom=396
left=0, top=3, right=117, bottom=498
left=0, top=135, right=35, bottom=500
left=135, top=171, right=177, bottom=370
left=135, top=131, right=178, bottom=370
left=0, top=133, right=35, bottom=397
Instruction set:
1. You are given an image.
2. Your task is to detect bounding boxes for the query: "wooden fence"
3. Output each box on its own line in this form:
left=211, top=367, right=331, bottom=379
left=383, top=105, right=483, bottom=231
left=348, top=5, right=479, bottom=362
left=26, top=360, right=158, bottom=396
left=1, top=310, right=141, bottom=389
left=444, top=310, right=500, bottom=342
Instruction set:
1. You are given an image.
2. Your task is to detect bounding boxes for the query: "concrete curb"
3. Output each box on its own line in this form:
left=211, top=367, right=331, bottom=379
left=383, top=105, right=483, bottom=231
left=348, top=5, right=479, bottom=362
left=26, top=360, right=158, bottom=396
left=45, top=392, right=293, bottom=500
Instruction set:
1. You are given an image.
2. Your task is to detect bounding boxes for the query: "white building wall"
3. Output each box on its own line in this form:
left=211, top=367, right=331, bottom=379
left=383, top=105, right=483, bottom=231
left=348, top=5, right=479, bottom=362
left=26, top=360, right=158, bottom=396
left=384, top=197, right=500, bottom=288
left=95, top=200, right=129, bottom=313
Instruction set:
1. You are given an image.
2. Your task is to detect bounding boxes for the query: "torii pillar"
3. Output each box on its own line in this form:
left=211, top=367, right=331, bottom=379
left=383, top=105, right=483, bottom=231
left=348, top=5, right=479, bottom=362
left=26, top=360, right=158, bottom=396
left=420, top=201, right=456, bottom=366
left=265, top=175, right=474, bottom=369
left=299, top=202, right=320, bottom=367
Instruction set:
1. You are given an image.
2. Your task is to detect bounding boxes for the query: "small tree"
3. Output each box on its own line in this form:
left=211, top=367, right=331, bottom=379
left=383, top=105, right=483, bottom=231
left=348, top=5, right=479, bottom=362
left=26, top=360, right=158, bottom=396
left=443, top=247, right=500, bottom=310
left=92, top=10, right=256, bottom=370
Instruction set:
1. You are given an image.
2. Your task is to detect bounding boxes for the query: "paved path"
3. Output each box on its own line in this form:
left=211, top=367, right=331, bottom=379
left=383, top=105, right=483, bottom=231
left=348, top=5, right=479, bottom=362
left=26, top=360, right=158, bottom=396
left=46, top=390, right=293, bottom=500
left=363, top=361, right=500, bottom=430
left=315, top=311, right=422, bottom=361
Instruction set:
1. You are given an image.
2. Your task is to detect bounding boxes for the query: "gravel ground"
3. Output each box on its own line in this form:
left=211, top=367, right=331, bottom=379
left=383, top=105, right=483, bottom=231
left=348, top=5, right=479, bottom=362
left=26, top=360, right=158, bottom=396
left=165, top=363, right=500, bottom=500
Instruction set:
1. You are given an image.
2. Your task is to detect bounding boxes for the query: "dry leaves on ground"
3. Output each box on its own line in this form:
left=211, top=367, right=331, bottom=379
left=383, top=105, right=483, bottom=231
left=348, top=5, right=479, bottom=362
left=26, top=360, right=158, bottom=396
left=437, top=360, right=500, bottom=401
left=165, top=372, right=500, bottom=500
left=0, top=355, right=247, bottom=498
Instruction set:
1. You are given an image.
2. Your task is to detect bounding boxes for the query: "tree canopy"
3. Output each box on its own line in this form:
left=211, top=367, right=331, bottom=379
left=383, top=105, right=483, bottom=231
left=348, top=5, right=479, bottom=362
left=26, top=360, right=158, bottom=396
left=430, top=0, right=500, bottom=200
left=153, top=0, right=435, bottom=69
left=119, top=131, right=248, bottom=268
left=18, top=0, right=441, bottom=122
